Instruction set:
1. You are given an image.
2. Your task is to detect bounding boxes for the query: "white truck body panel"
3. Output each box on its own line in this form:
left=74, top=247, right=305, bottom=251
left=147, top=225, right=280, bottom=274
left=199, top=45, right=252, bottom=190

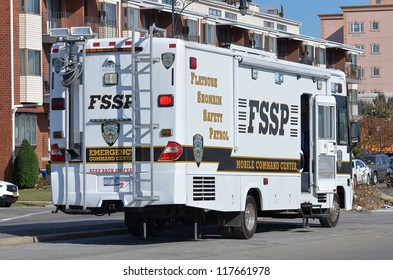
left=49, top=30, right=354, bottom=236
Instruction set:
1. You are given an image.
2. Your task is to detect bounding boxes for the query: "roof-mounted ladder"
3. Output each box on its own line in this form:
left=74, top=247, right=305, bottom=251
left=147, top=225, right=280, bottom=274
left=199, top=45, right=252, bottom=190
left=130, top=26, right=166, bottom=201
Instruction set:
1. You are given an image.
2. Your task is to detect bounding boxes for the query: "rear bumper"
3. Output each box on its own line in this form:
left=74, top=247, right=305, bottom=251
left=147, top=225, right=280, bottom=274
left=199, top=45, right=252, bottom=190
left=0, top=195, right=18, bottom=204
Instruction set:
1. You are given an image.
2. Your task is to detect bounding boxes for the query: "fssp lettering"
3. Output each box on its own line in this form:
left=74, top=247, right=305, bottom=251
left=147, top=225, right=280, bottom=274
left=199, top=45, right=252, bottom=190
left=247, top=100, right=289, bottom=136
left=88, top=95, right=132, bottom=110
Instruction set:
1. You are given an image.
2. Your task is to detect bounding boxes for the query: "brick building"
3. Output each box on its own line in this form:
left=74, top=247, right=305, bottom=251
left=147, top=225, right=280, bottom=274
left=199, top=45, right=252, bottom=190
left=320, top=0, right=393, bottom=102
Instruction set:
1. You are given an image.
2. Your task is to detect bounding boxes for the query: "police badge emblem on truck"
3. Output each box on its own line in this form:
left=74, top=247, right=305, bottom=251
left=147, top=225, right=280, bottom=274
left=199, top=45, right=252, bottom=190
left=193, top=134, right=204, bottom=167
left=101, top=121, right=120, bottom=146
left=161, top=52, right=175, bottom=69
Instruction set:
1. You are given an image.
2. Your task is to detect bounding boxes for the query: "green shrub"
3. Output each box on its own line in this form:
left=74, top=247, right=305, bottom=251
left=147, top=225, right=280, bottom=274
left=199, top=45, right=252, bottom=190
left=46, top=163, right=51, bottom=175
left=352, top=147, right=363, bottom=158
left=14, top=139, right=39, bottom=189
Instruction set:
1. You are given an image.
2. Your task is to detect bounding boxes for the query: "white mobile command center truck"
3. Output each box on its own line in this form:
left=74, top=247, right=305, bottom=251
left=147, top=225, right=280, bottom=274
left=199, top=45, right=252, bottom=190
left=49, top=26, right=359, bottom=239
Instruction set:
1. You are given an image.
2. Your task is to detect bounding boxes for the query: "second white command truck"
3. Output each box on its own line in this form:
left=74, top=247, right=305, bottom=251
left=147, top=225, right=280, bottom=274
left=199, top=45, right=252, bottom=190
left=49, top=26, right=359, bottom=239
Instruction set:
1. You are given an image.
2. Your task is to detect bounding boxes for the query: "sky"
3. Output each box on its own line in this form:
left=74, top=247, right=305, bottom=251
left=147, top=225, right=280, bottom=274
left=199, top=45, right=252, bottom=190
left=256, top=0, right=369, bottom=38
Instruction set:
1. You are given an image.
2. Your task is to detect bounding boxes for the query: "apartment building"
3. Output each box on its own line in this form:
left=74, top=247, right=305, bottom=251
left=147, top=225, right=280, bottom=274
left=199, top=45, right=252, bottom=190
left=0, top=0, right=361, bottom=182
left=320, top=0, right=393, bottom=102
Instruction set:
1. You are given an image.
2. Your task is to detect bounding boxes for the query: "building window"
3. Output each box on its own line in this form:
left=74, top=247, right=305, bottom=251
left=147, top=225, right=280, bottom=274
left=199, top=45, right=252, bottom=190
left=301, top=45, right=314, bottom=65
left=360, top=68, right=365, bottom=79
left=371, top=21, right=379, bottom=31
left=209, top=8, right=221, bottom=17
left=372, top=67, right=380, bottom=77
left=15, top=113, right=37, bottom=146
left=99, top=2, right=117, bottom=27
left=124, top=7, right=139, bottom=30
left=371, top=44, right=380, bottom=54
left=264, top=21, right=274, bottom=28
left=251, top=33, right=263, bottom=50
left=349, top=22, right=364, bottom=33
left=203, top=24, right=216, bottom=45
left=264, top=35, right=277, bottom=53
left=20, top=0, right=40, bottom=14
left=184, top=19, right=198, bottom=42
left=315, top=47, right=326, bottom=65
left=20, top=49, right=41, bottom=76
left=142, top=13, right=155, bottom=30
left=277, top=24, right=287, bottom=31
left=225, top=12, right=237, bottom=20
left=376, top=0, right=381, bottom=4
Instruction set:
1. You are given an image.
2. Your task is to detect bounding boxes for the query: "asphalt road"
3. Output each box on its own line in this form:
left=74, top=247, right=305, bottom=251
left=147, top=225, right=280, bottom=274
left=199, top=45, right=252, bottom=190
left=1, top=206, right=393, bottom=260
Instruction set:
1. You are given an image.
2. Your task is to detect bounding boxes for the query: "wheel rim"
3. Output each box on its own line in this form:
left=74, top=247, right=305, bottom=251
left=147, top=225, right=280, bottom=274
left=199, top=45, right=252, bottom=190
left=373, top=174, right=378, bottom=184
left=330, top=197, right=340, bottom=221
left=245, top=202, right=256, bottom=231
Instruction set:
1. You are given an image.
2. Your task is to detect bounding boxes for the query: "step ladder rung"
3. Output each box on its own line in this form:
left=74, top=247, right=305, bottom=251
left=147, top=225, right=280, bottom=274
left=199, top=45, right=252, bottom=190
left=135, top=57, right=160, bottom=62
left=133, top=124, right=158, bottom=129
left=132, top=89, right=151, bottom=93
left=133, top=107, right=152, bottom=111
left=132, top=178, right=152, bottom=183
left=133, top=196, right=159, bottom=201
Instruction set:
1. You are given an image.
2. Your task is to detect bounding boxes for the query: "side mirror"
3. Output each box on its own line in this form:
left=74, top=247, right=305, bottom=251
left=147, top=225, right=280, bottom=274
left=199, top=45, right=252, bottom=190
left=350, top=122, right=360, bottom=145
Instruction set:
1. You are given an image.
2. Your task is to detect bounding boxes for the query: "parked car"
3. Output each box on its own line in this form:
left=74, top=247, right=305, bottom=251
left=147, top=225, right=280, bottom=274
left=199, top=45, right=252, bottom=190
left=387, top=157, right=393, bottom=176
left=352, top=159, right=371, bottom=185
left=360, top=154, right=390, bottom=184
left=0, top=181, right=19, bottom=207
left=387, top=158, right=393, bottom=187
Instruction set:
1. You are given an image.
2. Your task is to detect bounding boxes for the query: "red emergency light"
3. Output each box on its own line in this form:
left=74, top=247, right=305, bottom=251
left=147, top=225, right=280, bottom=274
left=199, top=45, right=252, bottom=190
left=190, top=57, right=197, bottom=70
left=51, top=98, right=65, bottom=110
left=158, top=94, right=174, bottom=107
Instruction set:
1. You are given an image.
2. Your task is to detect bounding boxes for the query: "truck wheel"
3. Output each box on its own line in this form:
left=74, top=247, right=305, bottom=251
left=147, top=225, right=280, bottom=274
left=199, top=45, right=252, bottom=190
left=371, top=172, right=378, bottom=185
left=233, top=195, right=257, bottom=239
left=319, top=194, right=340, bottom=228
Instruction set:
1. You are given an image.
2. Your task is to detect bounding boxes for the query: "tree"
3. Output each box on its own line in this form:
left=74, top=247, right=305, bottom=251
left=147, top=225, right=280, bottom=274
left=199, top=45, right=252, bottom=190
left=171, top=0, right=198, bottom=37
left=358, top=93, right=393, bottom=154
left=14, top=139, right=39, bottom=189
left=360, top=93, right=393, bottom=120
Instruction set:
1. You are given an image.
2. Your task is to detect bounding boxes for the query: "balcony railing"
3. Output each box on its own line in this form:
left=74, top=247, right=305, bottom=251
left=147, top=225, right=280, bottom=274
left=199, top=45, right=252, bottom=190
left=43, top=12, right=118, bottom=40
left=345, top=64, right=361, bottom=80
left=170, top=32, right=200, bottom=43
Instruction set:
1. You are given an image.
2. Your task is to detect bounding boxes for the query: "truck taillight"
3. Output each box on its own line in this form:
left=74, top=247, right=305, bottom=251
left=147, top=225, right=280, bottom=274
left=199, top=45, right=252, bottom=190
left=158, top=142, right=183, bottom=161
left=158, top=94, right=174, bottom=107
left=51, top=144, right=65, bottom=161
left=190, top=57, right=197, bottom=69
left=52, top=98, right=65, bottom=110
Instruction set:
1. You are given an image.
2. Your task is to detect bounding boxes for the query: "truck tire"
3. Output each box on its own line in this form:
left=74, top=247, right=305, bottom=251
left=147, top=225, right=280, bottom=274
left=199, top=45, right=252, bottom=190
left=233, top=195, right=257, bottom=239
left=371, top=172, right=378, bottom=185
left=319, top=194, right=340, bottom=228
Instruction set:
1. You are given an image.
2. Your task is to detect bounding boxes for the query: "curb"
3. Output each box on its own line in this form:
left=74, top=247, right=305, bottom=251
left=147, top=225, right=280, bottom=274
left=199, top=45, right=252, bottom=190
left=0, top=227, right=128, bottom=246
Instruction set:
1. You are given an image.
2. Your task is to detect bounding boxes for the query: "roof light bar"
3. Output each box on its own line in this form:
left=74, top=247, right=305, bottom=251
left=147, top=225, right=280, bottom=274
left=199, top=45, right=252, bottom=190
left=50, top=28, right=70, bottom=38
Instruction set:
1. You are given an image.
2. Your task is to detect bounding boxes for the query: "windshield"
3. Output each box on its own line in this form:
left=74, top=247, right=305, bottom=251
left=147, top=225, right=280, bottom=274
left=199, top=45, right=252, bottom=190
left=362, top=156, right=375, bottom=165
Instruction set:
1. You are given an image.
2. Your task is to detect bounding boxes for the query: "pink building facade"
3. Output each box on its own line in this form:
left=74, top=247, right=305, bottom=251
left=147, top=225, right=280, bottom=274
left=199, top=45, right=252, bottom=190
left=320, top=0, right=393, bottom=102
